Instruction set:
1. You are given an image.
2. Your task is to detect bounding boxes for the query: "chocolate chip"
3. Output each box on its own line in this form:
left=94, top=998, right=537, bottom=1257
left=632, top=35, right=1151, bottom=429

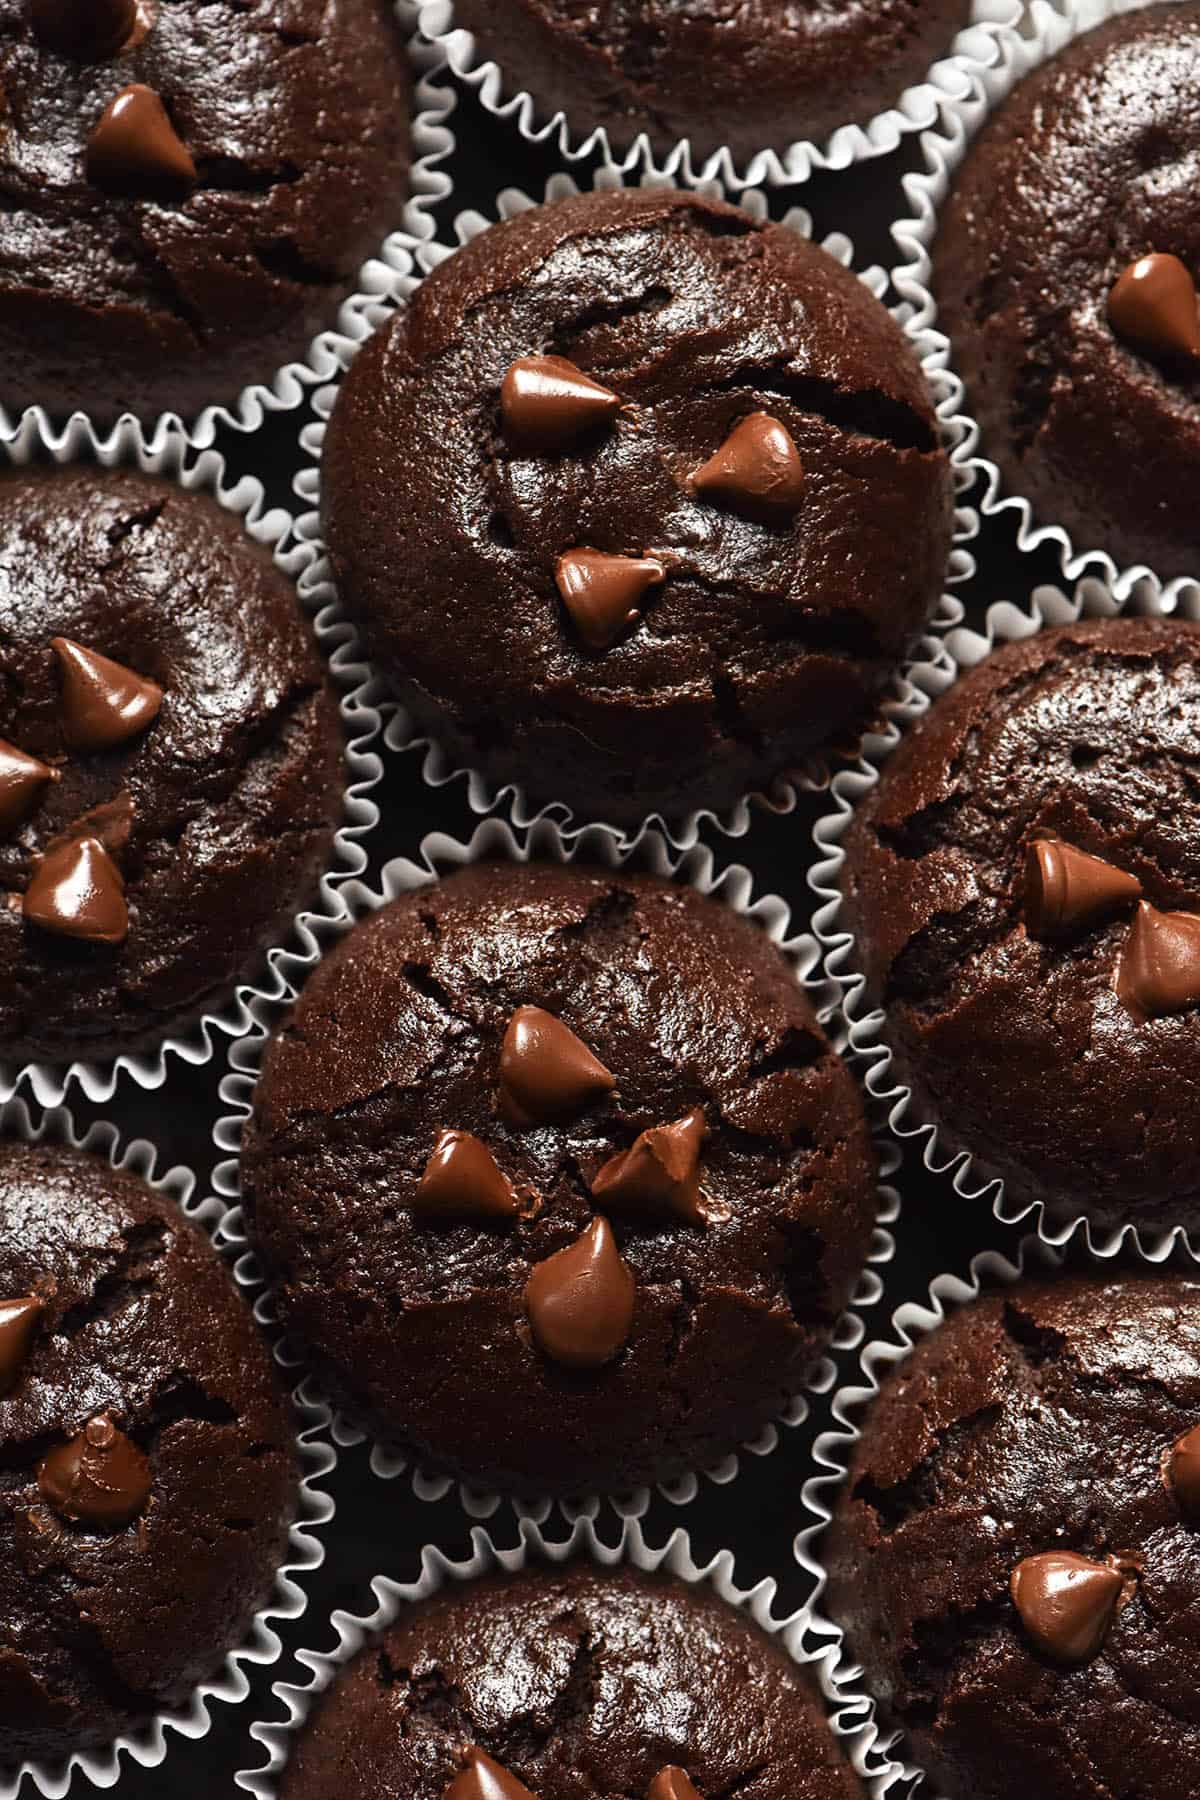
left=554, top=549, right=665, bottom=651
left=1009, top=1549, right=1128, bottom=1664
left=29, top=0, right=141, bottom=60
left=85, top=83, right=196, bottom=198
left=443, top=1747, right=536, bottom=1800
left=38, top=1412, right=151, bottom=1529
left=691, top=411, right=805, bottom=521
left=0, top=1296, right=43, bottom=1397
left=412, top=1129, right=520, bottom=1224
left=51, top=636, right=163, bottom=750
left=498, top=1005, right=616, bottom=1127
left=1114, top=900, right=1200, bottom=1019
left=1108, top=252, right=1200, bottom=361
left=524, top=1216, right=635, bottom=1369
left=0, top=738, right=56, bottom=835
left=1024, top=837, right=1142, bottom=937
left=23, top=833, right=128, bottom=944
left=501, top=355, right=621, bottom=453
left=591, top=1107, right=728, bottom=1227
left=648, top=1770, right=704, bottom=1800
left=1163, top=1425, right=1200, bottom=1522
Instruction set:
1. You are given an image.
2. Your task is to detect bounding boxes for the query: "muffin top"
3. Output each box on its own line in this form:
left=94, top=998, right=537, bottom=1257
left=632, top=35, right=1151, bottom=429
left=454, top=0, right=975, bottom=165
left=0, top=1138, right=297, bottom=1765
left=322, top=185, right=951, bottom=829
left=0, top=464, right=343, bottom=1069
left=278, top=1563, right=863, bottom=1799
left=840, top=614, right=1200, bottom=1235
left=0, top=0, right=410, bottom=422
left=240, top=859, right=877, bottom=1497
left=823, top=1270, right=1200, bottom=1800
left=934, top=3, right=1200, bottom=581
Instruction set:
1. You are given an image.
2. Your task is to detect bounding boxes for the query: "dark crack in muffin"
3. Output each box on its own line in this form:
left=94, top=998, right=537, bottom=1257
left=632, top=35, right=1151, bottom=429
left=322, top=185, right=952, bottom=829
left=278, top=1563, right=865, bottom=1799
left=823, top=1269, right=1200, bottom=1800
left=934, top=3, right=1200, bottom=581
left=240, top=859, right=878, bottom=1497
left=0, top=1138, right=298, bottom=1766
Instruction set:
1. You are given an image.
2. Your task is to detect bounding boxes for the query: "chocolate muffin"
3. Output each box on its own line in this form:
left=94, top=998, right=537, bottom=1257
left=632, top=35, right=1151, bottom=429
left=0, top=0, right=410, bottom=422
left=0, top=1137, right=298, bottom=1765
left=838, top=613, right=1200, bottom=1237
left=934, top=3, right=1200, bottom=581
left=322, top=186, right=952, bottom=829
left=454, top=0, right=976, bottom=165
left=240, top=859, right=878, bottom=1497
left=823, top=1269, right=1200, bottom=1800
left=0, top=464, right=343, bottom=1069
left=278, top=1562, right=864, bottom=1799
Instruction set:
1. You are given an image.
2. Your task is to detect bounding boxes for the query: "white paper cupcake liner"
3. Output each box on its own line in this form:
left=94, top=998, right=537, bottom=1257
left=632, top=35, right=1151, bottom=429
left=213, top=811, right=900, bottom=1524
left=294, top=165, right=973, bottom=851
left=237, top=1512, right=898, bottom=1799
left=0, top=406, right=383, bottom=1112
left=810, top=571, right=1200, bottom=1266
left=413, top=0, right=1022, bottom=190
left=891, top=0, right=1200, bottom=608
left=0, top=1093, right=337, bottom=1800
left=0, top=17, right=456, bottom=452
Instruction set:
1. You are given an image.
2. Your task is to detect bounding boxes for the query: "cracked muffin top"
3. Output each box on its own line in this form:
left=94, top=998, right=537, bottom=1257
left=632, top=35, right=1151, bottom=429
left=839, top=614, right=1200, bottom=1237
left=0, top=464, right=343, bottom=1071
left=277, top=1562, right=865, bottom=1799
left=322, top=185, right=952, bottom=829
left=823, top=1271, right=1200, bottom=1800
left=934, top=3, right=1200, bottom=581
left=0, top=1138, right=298, bottom=1766
left=452, top=0, right=975, bottom=166
left=0, top=0, right=410, bottom=422
left=240, top=859, right=878, bottom=1497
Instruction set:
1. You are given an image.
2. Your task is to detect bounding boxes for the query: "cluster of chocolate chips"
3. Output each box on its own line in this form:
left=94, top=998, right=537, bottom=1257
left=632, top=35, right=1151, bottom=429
left=0, top=1291, right=151, bottom=1528
left=499, top=354, right=806, bottom=652
left=446, top=1747, right=702, bottom=1799
left=1008, top=1424, right=1200, bottom=1666
left=1108, top=251, right=1200, bottom=362
left=1024, top=836, right=1200, bottom=1019
left=29, top=0, right=197, bottom=199
left=2, top=637, right=162, bottom=944
left=412, top=1004, right=725, bottom=1372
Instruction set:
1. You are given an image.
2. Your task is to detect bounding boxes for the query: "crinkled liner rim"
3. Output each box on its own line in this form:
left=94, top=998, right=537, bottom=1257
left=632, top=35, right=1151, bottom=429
left=795, top=1232, right=1076, bottom=1800
left=294, top=164, right=973, bottom=852
left=891, top=0, right=1200, bottom=609
left=0, top=15, right=457, bottom=452
left=212, top=811, right=900, bottom=1525
left=0, top=1093, right=337, bottom=1800
left=809, top=570, right=1200, bottom=1265
left=0, top=406, right=384, bottom=1112
left=412, top=0, right=1022, bottom=191
left=236, top=1512, right=902, bottom=1799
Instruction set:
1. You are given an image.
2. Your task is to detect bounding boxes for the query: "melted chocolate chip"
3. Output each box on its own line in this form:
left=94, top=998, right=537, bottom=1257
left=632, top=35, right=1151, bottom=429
left=591, top=1107, right=728, bottom=1227
left=1115, top=900, right=1200, bottom=1019
left=691, top=411, right=805, bottom=522
left=85, top=83, right=196, bottom=197
left=1009, top=1550, right=1128, bottom=1664
left=501, top=354, right=621, bottom=453
left=1108, top=252, right=1200, bottom=361
left=38, top=1413, right=151, bottom=1529
left=1164, top=1424, right=1200, bottom=1522
left=23, top=833, right=128, bottom=944
left=0, top=738, right=56, bottom=834
left=413, top=1129, right=520, bottom=1224
left=554, top=549, right=665, bottom=651
left=524, top=1215, right=635, bottom=1369
left=29, top=0, right=142, bottom=59
left=444, top=1747, right=536, bottom=1800
left=0, top=1296, right=43, bottom=1397
left=648, top=1770, right=703, bottom=1800
left=498, top=1005, right=616, bottom=1127
left=51, top=636, right=163, bottom=750
left=1024, top=837, right=1142, bottom=937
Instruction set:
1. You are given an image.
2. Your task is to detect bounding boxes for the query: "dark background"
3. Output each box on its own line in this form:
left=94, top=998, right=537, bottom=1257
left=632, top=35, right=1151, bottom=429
left=56, top=69, right=1072, bottom=1798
